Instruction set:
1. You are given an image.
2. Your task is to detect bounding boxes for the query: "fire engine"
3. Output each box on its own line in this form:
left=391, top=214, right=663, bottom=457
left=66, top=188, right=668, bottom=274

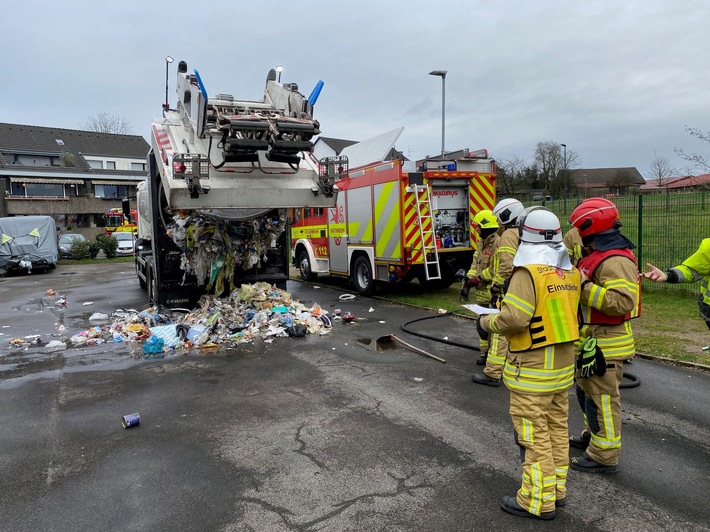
left=291, top=150, right=496, bottom=295
left=104, top=207, right=138, bottom=235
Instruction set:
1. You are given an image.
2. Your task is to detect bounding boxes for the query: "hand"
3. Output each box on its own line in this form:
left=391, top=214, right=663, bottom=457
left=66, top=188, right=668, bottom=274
left=579, top=270, right=589, bottom=285
left=476, top=317, right=489, bottom=341
left=642, top=263, right=668, bottom=282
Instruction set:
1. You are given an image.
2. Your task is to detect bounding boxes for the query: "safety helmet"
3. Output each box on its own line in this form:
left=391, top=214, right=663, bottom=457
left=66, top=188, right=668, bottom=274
left=569, top=198, right=621, bottom=237
left=493, top=198, right=525, bottom=226
left=518, top=207, right=563, bottom=244
left=472, top=209, right=499, bottom=230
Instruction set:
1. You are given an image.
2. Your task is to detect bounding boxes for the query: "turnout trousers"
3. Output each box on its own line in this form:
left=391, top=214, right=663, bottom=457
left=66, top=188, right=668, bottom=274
left=510, top=389, right=569, bottom=515
left=575, top=361, right=626, bottom=465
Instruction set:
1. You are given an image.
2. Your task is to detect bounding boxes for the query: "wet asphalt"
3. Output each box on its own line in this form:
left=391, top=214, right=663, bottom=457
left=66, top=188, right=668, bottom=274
left=1, top=262, right=709, bottom=531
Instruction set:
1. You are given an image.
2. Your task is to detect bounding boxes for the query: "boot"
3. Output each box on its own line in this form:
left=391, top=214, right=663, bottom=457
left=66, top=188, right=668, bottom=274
left=471, top=373, right=501, bottom=387
left=570, top=453, right=618, bottom=474
left=569, top=431, right=591, bottom=450
left=476, top=355, right=487, bottom=366
left=500, top=495, right=556, bottom=520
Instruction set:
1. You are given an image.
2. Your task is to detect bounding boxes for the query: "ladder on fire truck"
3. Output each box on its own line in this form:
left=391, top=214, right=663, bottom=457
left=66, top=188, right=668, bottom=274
left=411, top=184, right=441, bottom=281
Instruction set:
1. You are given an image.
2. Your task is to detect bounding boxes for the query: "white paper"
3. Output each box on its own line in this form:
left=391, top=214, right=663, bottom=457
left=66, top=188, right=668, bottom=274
left=462, top=304, right=500, bottom=315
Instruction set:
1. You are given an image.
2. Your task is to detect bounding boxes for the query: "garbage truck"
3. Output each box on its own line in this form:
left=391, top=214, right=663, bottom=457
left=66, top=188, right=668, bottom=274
left=135, top=60, right=338, bottom=307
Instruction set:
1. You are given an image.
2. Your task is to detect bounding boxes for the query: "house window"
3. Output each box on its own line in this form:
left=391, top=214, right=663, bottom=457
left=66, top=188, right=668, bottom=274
left=87, top=160, right=103, bottom=169
left=10, top=182, right=65, bottom=197
left=106, top=161, right=116, bottom=170
left=131, top=162, right=146, bottom=172
left=95, top=184, right=130, bottom=199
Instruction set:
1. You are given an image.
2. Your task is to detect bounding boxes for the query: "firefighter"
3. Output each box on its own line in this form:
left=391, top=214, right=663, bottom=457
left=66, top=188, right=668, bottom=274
left=563, top=226, right=584, bottom=267
left=568, top=198, right=640, bottom=474
left=478, top=207, right=580, bottom=519
left=472, top=198, right=525, bottom=387
left=642, top=238, right=710, bottom=336
left=464, top=209, right=500, bottom=368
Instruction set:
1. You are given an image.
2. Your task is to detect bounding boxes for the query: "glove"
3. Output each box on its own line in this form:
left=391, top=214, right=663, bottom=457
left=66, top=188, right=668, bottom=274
left=459, top=276, right=480, bottom=301
left=490, top=282, right=502, bottom=297
left=476, top=317, right=489, bottom=341
left=577, top=337, right=607, bottom=378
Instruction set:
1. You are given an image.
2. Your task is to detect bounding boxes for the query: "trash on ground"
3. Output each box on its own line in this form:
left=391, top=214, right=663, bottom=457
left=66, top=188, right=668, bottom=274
left=122, top=413, right=140, bottom=429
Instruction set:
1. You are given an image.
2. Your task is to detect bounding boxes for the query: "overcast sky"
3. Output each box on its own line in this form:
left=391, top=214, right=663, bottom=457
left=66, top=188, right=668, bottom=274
left=2, top=1, right=709, bottom=178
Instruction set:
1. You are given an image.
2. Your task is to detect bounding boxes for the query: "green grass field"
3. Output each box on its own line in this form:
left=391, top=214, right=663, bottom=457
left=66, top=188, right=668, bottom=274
left=544, top=192, right=709, bottom=294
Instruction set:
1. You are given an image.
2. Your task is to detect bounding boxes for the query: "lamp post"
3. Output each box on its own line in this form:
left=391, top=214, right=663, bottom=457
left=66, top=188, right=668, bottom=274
left=164, top=56, right=174, bottom=110
left=560, top=143, right=567, bottom=214
left=276, top=65, right=283, bottom=83
left=429, top=70, right=447, bottom=158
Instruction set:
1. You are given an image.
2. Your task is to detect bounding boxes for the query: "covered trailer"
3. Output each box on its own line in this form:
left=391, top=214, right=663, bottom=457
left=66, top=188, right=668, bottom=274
left=0, top=216, right=58, bottom=274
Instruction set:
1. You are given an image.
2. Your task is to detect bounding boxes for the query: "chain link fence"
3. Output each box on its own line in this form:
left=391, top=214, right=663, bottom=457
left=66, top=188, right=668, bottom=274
left=541, top=192, right=709, bottom=295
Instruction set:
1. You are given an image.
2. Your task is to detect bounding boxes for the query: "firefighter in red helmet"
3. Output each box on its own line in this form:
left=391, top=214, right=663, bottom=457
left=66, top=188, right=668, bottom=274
left=567, top=198, right=640, bottom=474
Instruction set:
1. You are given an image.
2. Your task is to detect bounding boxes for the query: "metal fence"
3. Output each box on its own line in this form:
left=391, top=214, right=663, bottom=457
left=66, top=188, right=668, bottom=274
left=541, top=191, right=710, bottom=295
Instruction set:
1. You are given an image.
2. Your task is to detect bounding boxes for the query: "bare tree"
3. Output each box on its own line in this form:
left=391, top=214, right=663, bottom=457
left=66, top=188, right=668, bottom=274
left=647, top=151, right=676, bottom=189
left=534, top=141, right=562, bottom=191
left=83, top=113, right=133, bottom=135
left=675, top=126, right=710, bottom=173
left=534, top=141, right=581, bottom=197
left=497, top=156, right=532, bottom=196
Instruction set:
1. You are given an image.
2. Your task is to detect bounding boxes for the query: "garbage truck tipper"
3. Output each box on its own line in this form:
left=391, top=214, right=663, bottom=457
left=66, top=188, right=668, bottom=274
left=135, top=60, right=337, bottom=307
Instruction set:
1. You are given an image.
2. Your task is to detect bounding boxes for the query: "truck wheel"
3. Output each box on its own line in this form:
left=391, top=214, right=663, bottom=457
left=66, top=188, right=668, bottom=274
left=352, top=256, right=375, bottom=296
left=146, top=265, right=157, bottom=305
left=298, top=250, right=318, bottom=281
left=136, top=261, right=147, bottom=289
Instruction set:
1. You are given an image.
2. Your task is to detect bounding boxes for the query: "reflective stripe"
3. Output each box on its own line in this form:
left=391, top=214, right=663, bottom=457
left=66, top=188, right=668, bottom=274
left=555, top=466, right=568, bottom=489
left=521, top=418, right=534, bottom=442
left=503, top=361, right=575, bottom=393
left=504, top=292, right=535, bottom=316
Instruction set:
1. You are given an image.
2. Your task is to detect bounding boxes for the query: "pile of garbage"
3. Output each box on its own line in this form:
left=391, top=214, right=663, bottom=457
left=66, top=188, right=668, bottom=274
left=6, top=283, right=332, bottom=359
left=167, top=211, right=286, bottom=295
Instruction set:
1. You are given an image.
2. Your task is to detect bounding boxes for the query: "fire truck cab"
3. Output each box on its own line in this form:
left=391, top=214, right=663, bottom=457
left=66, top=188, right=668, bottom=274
left=291, top=150, right=496, bottom=295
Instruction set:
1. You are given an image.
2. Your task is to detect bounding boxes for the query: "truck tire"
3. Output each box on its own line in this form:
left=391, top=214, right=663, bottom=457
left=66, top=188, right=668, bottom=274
left=136, top=261, right=147, bottom=289
left=352, top=255, right=375, bottom=296
left=298, top=249, right=318, bottom=281
left=146, top=265, right=156, bottom=305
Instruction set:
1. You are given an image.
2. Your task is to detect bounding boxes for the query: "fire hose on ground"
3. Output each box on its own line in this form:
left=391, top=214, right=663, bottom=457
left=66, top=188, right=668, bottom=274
left=400, top=312, right=640, bottom=389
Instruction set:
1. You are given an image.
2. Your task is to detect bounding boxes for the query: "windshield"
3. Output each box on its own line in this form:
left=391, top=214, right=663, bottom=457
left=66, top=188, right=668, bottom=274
left=114, top=233, right=134, bottom=241
left=60, top=234, right=84, bottom=244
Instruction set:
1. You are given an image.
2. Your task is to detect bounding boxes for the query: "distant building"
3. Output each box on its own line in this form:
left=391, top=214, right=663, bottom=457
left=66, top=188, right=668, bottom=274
left=640, top=173, right=710, bottom=193
left=0, top=122, right=149, bottom=235
left=568, top=167, right=645, bottom=198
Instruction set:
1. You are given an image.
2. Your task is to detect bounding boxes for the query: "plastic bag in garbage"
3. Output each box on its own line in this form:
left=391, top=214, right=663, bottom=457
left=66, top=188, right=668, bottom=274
left=143, top=335, right=165, bottom=356
left=149, top=324, right=180, bottom=348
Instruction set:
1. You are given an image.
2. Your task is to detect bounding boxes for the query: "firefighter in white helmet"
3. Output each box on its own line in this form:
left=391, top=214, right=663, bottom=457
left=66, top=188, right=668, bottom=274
left=478, top=207, right=580, bottom=519
left=568, top=197, right=639, bottom=474
left=463, top=210, right=500, bottom=370
left=472, top=198, right=525, bottom=387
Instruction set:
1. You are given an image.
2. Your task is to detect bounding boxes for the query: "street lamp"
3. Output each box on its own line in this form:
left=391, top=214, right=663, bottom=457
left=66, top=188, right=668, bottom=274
left=429, top=70, right=447, bottom=158
left=560, top=143, right=567, bottom=214
left=164, top=56, right=174, bottom=110
left=275, top=65, right=283, bottom=83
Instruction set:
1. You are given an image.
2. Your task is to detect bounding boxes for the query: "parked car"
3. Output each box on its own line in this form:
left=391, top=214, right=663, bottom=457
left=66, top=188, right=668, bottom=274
left=57, top=233, right=88, bottom=259
left=113, top=231, right=136, bottom=256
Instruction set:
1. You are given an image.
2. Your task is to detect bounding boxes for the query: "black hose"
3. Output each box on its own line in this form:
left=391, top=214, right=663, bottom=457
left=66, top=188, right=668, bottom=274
left=400, top=312, right=481, bottom=352
left=400, top=311, right=641, bottom=388
left=620, top=371, right=641, bottom=389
